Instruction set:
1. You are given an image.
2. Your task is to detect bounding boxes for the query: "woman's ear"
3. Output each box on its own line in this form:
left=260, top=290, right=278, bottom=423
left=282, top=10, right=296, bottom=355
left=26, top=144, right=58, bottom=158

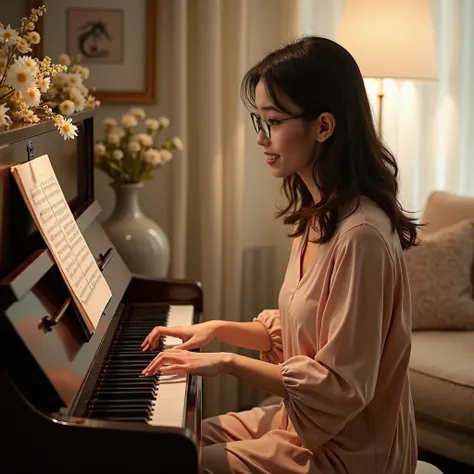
left=315, top=112, right=335, bottom=143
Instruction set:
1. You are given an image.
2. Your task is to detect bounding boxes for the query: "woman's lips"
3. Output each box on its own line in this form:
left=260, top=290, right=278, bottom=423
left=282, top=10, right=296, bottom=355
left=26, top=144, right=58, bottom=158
left=265, top=153, right=280, bottom=165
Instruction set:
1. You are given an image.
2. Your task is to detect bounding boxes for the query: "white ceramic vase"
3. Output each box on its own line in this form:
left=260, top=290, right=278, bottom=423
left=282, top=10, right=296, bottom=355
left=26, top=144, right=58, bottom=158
left=102, top=182, right=170, bottom=278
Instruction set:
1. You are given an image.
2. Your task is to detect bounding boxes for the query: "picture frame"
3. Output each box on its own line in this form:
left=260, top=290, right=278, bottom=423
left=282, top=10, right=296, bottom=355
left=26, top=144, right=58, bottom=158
left=30, top=0, right=156, bottom=104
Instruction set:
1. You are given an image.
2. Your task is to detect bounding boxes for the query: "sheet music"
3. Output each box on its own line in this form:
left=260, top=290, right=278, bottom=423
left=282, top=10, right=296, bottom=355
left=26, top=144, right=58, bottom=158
left=11, top=154, right=111, bottom=332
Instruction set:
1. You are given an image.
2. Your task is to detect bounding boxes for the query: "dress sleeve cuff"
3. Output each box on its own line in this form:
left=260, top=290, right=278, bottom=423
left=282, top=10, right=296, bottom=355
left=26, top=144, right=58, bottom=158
left=253, top=309, right=283, bottom=364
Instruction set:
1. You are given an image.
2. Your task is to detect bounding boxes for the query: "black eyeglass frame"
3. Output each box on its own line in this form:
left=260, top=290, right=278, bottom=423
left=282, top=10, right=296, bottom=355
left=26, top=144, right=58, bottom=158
left=250, top=111, right=306, bottom=139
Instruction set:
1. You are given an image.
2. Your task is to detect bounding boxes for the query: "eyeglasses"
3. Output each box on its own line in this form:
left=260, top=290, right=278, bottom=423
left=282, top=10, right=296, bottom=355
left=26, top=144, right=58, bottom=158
left=250, top=111, right=304, bottom=139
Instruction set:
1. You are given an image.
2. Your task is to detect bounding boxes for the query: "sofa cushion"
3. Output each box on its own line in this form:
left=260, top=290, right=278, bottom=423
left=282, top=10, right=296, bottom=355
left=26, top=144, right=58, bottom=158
left=404, top=219, right=474, bottom=330
left=409, top=331, right=474, bottom=433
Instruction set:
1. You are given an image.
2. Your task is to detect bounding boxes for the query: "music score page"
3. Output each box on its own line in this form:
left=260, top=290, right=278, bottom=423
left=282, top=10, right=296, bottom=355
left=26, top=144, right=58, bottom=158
left=11, top=153, right=111, bottom=332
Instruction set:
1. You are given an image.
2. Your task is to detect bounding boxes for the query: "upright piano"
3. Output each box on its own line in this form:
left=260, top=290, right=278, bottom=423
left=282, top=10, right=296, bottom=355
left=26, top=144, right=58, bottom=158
left=0, top=109, right=202, bottom=473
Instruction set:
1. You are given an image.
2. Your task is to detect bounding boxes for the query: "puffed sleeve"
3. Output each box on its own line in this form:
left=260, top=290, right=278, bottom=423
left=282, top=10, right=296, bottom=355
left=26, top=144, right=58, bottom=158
left=280, top=224, right=396, bottom=449
left=253, top=309, right=283, bottom=364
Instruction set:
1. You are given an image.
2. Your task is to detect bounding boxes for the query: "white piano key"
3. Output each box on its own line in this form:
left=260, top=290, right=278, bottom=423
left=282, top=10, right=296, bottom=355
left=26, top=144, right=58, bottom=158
left=163, top=305, right=194, bottom=348
left=148, top=374, right=188, bottom=427
left=147, top=305, right=193, bottom=427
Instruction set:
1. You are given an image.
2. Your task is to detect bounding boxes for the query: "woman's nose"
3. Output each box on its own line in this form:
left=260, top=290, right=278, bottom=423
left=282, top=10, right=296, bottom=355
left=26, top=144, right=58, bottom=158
left=256, top=130, right=268, bottom=146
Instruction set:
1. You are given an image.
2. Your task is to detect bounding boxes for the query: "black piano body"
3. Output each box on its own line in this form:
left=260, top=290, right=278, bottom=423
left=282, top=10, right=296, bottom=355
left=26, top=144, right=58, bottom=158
left=0, top=110, right=202, bottom=473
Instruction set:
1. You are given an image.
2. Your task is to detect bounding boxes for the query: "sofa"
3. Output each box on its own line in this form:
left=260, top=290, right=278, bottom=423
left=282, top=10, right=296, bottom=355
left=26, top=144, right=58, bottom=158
left=258, top=190, right=474, bottom=468
left=407, top=190, right=474, bottom=467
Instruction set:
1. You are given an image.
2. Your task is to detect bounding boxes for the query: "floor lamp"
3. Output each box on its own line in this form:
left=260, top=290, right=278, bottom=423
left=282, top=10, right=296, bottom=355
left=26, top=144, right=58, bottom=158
left=337, top=0, right=438, bottom=139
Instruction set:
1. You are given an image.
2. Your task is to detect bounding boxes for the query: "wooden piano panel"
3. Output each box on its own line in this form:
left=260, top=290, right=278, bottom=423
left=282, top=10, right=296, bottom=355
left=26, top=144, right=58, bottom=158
left=0, top=110, right=94, bottom=279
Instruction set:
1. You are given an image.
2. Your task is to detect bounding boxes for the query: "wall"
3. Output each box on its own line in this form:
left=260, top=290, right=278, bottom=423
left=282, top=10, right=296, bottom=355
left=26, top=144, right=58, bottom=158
left=0, top=0, right=174, bottom=238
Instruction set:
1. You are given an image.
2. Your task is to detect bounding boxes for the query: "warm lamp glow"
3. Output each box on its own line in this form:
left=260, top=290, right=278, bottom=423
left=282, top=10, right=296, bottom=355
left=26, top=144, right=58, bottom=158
left=337, top=0, right=438, bottom=81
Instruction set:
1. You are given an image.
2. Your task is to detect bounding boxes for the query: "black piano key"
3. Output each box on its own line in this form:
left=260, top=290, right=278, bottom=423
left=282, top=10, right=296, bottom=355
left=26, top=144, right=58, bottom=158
left=98, top=374, right=154, bottom=381
left=85, top=304, right=177, bottom=422
left=90, top=401, right=153, bottom=409
left=111, top=417, right=149, bottom=421
left=89, top=404, right=153, bottom=412
left=98, top=386, right=154, bottom=392
left=94, top=386, right=155, bottom=393
left=98, top=378, right=155, bottom=384
left=89, top=408, right=150, bottom=417
left=93, top=388, right=154, bottom=396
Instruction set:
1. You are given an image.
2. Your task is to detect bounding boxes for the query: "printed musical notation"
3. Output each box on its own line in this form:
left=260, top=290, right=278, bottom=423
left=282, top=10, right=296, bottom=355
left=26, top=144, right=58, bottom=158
left=11, top=154, right=111, bottom=332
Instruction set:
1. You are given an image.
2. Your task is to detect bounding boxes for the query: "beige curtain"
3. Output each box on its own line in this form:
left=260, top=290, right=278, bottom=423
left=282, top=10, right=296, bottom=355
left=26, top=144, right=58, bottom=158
left=166, top=0, right=300, bottom=418
left=300, top=0, right=474, bottom=214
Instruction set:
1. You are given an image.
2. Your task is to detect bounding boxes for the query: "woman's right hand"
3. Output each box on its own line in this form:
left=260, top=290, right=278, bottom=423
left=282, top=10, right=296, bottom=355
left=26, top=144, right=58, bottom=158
left=141, top=320, right=220, bottom=352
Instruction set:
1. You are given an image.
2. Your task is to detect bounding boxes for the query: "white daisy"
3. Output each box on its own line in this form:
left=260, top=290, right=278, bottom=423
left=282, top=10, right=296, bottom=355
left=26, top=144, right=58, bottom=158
left=59, top=99, right=75, bottom=116
left=37, top=77, right=50, bottom=93
left=158, top=116, right=170, bottom=128
left=103, top=118, right=118, bottom=129
left=108, top=133, right=121, bottom=145
left=109, top=126, right=125, bottom=138
left=5, top=61, right=35, bottom=92
left=128, top=140, right=141, bottom=154
left=145, top=118, right=159, bottom=131
left=56, top=117, right=78, bottom=140
left=17, top=55, right=37, bottom=72
left=133, top=133, right=153, bottom=147
left=113, top=149, right=124, bottom=161
left=0, top=25, right=19, bottom=44
left=172, top=137, right=183, bottom=150
left=159, top=149, right=173, bottom=162
left=94, top=143, right=106, bottom=157
left=121, top=113, right=138, bottom=128
left=27, top=31, right=41, bottom=44
left=78, top=66, right=90, bottom=79
left=22, top=86, right=41, bottom=107
left=53, top=72, right=68, bottom=85
left=68, top=73, right=83, bottom=87
left=130, top=107, right=146, bottom=119
left=71, top=91, right=86, bottom=112
left=144, top=148, right=162, bottom=165
left=15, top=38, right=32, bottom=54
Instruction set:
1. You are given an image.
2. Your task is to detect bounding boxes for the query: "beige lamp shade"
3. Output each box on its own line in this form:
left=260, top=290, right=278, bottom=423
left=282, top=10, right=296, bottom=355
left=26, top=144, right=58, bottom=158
left=337, top=0, right=438, bottom=80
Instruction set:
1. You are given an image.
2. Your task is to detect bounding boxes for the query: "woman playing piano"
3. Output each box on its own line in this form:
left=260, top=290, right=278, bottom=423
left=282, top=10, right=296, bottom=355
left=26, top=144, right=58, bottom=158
left=142, top=35, right=419, bottom=474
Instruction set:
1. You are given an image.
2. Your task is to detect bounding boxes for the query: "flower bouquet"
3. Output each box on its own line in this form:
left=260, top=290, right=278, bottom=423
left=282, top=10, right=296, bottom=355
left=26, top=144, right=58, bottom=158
left=94, top=107, right=183, bottom=184
left=0, top=5, right=78, bottom=139
left=42, top=52, right=100, bottom=116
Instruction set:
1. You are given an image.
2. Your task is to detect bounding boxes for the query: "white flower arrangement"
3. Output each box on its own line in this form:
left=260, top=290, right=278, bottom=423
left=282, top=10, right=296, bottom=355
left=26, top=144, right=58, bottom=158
left=42, top=52, right=100, bottom=116
left=0, top=5, right=78, bottom=140
left=94, top=107, right=184, bottom=184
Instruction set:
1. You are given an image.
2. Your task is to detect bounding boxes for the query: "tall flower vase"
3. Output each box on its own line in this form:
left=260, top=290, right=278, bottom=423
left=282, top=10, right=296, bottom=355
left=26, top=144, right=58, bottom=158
left=102, top=182, right=170, bottom=278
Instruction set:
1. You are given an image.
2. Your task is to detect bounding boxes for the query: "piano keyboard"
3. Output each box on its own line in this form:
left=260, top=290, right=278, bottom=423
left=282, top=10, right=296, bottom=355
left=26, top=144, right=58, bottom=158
left=86, top=304, right=194, bottom=427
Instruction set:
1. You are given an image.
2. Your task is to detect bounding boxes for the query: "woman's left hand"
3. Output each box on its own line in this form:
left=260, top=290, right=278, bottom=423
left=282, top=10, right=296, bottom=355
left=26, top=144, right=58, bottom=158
left=141, top=349, right=229, bottom=377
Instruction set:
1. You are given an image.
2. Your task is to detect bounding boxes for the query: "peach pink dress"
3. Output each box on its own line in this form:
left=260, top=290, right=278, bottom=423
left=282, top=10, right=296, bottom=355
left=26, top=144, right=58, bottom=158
left=201, top=197, right=418, bottom=474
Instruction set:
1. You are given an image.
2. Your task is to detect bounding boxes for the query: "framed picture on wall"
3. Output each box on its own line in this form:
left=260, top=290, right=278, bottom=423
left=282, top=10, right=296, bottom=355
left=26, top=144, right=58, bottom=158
left=30, top=0, right=157, bottom=104
left=66, top=8, right=124, bottom=64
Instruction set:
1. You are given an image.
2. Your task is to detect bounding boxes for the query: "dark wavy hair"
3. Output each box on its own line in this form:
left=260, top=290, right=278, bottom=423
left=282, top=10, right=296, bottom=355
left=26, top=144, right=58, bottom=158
left=240, top=35, right=421, bottom=250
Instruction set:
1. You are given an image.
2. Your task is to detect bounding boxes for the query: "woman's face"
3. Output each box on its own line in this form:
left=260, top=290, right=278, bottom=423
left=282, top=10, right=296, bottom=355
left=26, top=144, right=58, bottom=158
left=254, top=80, right=320, bottom=180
